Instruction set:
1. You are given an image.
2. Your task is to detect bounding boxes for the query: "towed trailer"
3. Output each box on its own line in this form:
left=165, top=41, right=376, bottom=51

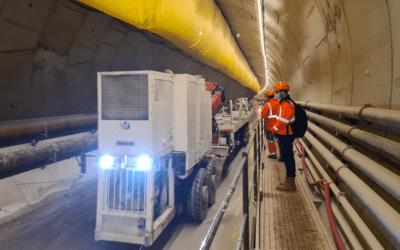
left=211, top=98, right=256, bottom=158
left=94, top=71, right=217, bottom=246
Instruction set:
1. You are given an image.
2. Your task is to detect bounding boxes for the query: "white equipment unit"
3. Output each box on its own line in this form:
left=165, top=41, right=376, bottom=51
left=173, top=74, right=212, bottom=178
left=95, top=71, right=212, bottom=246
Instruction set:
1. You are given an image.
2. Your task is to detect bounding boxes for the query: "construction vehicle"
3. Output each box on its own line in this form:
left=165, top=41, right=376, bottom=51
left=208, top=85, right=255, bottom=159
left=94, top=71, right=218, bottom=246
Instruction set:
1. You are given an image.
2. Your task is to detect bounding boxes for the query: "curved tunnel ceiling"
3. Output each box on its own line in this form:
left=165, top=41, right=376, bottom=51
left=0, top=0, right=399, bottom=120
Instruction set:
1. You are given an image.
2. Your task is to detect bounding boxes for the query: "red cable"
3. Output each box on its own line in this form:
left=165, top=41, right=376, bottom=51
left=295, top=139, right=346, bottom=250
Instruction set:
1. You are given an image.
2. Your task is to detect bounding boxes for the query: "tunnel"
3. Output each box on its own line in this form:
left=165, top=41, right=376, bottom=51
left=0, top=0, right=400, bottom=249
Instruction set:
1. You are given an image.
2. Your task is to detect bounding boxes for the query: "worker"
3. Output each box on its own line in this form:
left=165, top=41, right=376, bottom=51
left=273, top=81, right=296, bottom=192
left=261, top=89, right=279, bottom=159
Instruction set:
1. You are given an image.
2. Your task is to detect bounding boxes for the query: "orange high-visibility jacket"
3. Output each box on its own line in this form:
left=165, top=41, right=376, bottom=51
left=261, top=98, right=280, bottom=132
left=273, top=98, right=295, bottom=135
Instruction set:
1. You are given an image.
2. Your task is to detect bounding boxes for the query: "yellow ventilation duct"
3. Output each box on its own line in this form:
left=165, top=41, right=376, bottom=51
left=78, top=0, right=260, bottom=92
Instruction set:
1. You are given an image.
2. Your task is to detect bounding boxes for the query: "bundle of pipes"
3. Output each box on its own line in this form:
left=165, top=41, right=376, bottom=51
left=294, top=102, right=400, bottom=247
left=302, top=131, right=400, bottom=247
left=297, top=102, right=400, bottom=130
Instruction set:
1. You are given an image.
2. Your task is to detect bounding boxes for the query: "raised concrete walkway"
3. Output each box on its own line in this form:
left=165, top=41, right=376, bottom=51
left=258, top=151, right=335, bottom=250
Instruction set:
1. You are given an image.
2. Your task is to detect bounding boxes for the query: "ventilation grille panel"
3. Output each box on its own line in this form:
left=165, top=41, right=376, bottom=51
left=102, top=74, right=148, bottom=120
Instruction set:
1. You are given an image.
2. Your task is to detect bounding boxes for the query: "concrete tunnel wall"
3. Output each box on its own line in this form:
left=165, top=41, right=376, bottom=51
left=1, top=0, right=400, bottom=248
left=259, top=1, right=400, bottom=248
left=0, top=0, right=254, bottom=121
left=263, top=0, right=399, bottom=111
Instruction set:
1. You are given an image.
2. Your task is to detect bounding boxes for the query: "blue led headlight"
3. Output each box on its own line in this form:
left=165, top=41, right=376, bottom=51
left=100, top=155, right=114, bottom=169
left=137, top=155, right=152, bottom=171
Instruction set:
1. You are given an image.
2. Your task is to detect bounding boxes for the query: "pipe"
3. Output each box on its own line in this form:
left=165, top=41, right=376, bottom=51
left=237, top=214, right=248, bottom=250
left=306, top=111, right=400, bottom=164
left=298, top=138, right=383, bottom=250
left=200, top=156, right=247, bottom=250
left=303, top=132, right=400, bottom=247
left=77, top=0, right=260, bottom=92
left=201, top=129, right=257, bottom=250
left=0, top=113, right=97, bottom=139
left=293, top=142, right=365, bottom=250
left=0, top=132, right=98, bottom=172
left=297, top=102, right=400, bottom=130
left=307, top=122, right=400, bottom=202
left=295, top=143, right=363, bottom=250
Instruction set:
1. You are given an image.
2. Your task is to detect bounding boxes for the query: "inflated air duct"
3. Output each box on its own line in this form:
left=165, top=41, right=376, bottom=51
left=77, top=0, right=261, bottom=92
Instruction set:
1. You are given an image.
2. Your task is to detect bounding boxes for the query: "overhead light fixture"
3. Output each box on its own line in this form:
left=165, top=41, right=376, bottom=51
left=257, top=0, right=269, bottom=93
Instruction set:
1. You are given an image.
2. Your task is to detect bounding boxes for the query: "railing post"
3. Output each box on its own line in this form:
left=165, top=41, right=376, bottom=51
left=257, top=122, right=261, bottom=169
left=80, top=154, right=86, bottom=174
left=242, top=152, right=249, bottom=250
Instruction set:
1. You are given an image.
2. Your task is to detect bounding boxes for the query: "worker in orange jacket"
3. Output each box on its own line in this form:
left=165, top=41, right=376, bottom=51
left=273, top=81, right=296, bottom=192
left=261, top=89, right=280, bottom=159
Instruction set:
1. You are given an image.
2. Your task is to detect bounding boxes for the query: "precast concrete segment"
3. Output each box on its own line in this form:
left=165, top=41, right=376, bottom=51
left=298, top=138, right=384, bottom=250
left=307, top=122, right=400, bottom=202
left=304, top=132, right=400, bottom=247
left=306, top=110, right=400, bottom=165
left=0, top=113, right=97, bottom=139
left=77, top=0, right=260, bottom=92
left=260, top=157, right=334, bottom=249
left=298, top=102, right=400, bottom=130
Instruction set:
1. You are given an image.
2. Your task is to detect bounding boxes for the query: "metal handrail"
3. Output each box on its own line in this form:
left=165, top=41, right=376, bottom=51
left=200, top=117, right=265, bottom=250
left=236, top=214, right=248, bottom=250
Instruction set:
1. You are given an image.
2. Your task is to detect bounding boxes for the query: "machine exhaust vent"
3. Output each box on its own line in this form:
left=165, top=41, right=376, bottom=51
left=101, top=74, right=149, bottom=120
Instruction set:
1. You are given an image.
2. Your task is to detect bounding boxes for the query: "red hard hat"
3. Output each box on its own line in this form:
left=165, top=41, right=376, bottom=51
left=274, top=81, right=289, bottom=92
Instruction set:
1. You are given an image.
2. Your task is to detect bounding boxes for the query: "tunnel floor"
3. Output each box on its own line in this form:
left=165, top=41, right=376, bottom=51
left=259, top=151, right=335, bottom=250
left=0, top=148, right=247, bottom=250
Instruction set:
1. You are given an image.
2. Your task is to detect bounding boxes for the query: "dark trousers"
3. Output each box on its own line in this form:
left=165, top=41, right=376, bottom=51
left=276, top=134, right=296, bottom=178
left=266, top=130, right=275, bottom=141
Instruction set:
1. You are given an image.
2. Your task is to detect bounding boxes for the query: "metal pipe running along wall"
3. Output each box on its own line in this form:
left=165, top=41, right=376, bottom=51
left=0, top=132, right=98, bottom=172
left=307, top=122, right=400, bottom=202
left=304, top=131, right=400, bottom=247
left=294, top=140, right=380, bottom=250
left=0, top=113, right=97, bottom=139
left=306, top=111, right=400, bottom=165
left=297, top=101, right=400, bottom=130
left=77, top=0, right=260, bottom=93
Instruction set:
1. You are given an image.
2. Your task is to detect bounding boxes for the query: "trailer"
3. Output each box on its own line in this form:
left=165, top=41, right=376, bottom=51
left=94, top=71, right=216, bottom=246
left=210, top=97, right=256, bottom=158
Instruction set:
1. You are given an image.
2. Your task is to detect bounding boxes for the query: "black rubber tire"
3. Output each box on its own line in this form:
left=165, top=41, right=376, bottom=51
left=187, top=168, right=209, bottom=222
left=206, top=158, right=217, bottom=206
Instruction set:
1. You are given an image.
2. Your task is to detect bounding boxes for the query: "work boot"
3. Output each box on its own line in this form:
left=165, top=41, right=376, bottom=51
left=276, top=177, right=296, bottom=192
left=267, top=153, right=277, bottom=159
left=278, top=177, right=287, bottom=186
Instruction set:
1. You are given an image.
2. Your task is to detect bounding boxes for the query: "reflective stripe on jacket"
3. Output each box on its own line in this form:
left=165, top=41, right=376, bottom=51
left=273, top=96, right=295, bottom=135
left=261, top=98, right=280, bottom=132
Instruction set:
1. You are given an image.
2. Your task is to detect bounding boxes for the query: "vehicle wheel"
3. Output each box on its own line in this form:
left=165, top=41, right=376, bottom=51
left=206, top=158, right=216, bottom=206
left=187, top=168, right=209, bottom=222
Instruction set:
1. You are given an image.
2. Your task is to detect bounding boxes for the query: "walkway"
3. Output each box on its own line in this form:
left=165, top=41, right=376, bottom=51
left=258, top=149, right=335, bottom=250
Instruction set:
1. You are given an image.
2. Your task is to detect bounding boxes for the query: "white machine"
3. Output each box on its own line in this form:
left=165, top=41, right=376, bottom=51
left=95, top=71, right=214, bottom=246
